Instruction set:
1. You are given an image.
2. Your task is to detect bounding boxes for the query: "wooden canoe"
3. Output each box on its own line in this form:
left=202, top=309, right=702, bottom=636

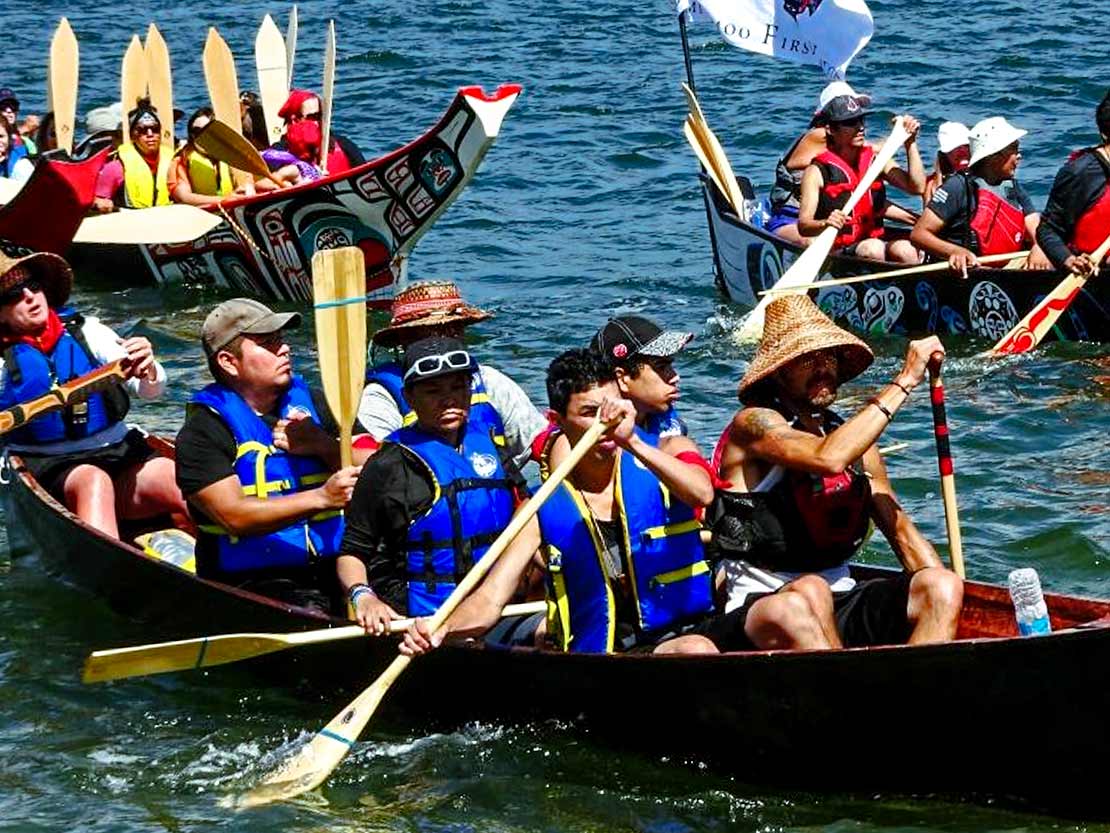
left=3, top=436, right=1110, bottom=817
left=699, top=175, right=1110, bottom=343
left=0, top=148, right=106, bottom=254
left=63, top=85, right=521, bottom=305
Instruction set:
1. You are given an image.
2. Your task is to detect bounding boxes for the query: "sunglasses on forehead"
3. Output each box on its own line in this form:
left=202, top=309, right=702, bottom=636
left=402, top=349, right=473, bottom=384
left=0, top=277, right=42, bottom=305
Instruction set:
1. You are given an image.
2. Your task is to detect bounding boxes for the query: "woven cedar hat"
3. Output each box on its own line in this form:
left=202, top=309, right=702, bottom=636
left=737, top=295, right=874, bottom=403
left=372, top=281, right=492, bottom=348
left=0, top=239, right=73, bottom=308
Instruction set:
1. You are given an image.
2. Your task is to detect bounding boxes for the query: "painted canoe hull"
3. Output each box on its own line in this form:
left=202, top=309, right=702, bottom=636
left=65, top=85, right=521, bottom=305
left=0, top=149, right=106, bottom=254
left=701, top=179, right=1110, bottom=342
left=4, top=441, right=1110, bottom=816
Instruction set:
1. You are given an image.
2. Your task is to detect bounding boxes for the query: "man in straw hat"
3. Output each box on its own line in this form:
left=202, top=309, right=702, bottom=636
left=174, top=298, right=366, bottom=610
left=1037, top=88, right=1110, bottom=276
left=911, top=116, right=1052, bottom=275
left=0, top=240, right=185, bottom=539
left=359, top=280, right=546, bottom=469
left=709, top=295, right=963, bottom=650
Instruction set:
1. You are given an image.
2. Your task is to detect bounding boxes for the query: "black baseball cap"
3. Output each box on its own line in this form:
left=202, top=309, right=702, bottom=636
left=590, top=315, right=693, bottom=363
left=402, top=336, right=477, bottom=385
left=0, top=89, right=18, bottom=109
left=821, top=94, right=872, bottom=124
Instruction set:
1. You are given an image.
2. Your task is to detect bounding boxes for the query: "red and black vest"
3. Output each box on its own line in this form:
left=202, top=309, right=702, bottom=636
left=959, top=173, right=1026, bottom=255
left=1069, top=148, right=1110, bottom=254
left=814, top=145, right=886, bottom=248
left=707, top=405, right=872, bottom=573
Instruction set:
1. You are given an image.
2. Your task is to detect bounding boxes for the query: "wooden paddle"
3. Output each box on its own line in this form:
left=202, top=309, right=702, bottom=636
left=737, top=118, right=912, bottom=342
left=319, top=19, right=336, bottom=173
left=202, top=27, right=253, bottom=191
left=684, top=117, right=740, bottom=217
left=120, top=34, right=146, bottom=148
left=255, top=13, right=287, bottom=145
left=986, top=231, right=1110, bottom=355
left=144, top=24, right=174, bottom=150
left=193, top=118, right=283, bottom=187
left=312, top=247, right=366, bottom=468
left=927, top=353, right=965, bottom=579
left=0, top=360, right=129, bottom=436
left=82, top=601, right=546, bottom=684
left=757, top=251, right=1033, bottom=296
left=681, top=83, right=745, bottom=217
left=286, top=5, right=298, bottom=90
left=48, top=18, right=79, bottom=155
left=229, top=417, right=612, bottom=809
left=72, top=205, right=222, bottom=244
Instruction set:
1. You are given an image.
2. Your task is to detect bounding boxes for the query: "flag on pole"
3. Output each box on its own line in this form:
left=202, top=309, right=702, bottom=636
left=677, top=0, right=873, bottom=79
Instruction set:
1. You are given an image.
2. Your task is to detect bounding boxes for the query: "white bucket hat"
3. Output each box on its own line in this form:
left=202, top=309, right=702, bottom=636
left=815, top=81, right=872, bottom=114
left=937, top=121, right=970, bottom=154
left=968, top=117, right=1027, bottom=167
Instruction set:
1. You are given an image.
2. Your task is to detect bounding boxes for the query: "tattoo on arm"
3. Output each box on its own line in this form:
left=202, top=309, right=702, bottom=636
left=737, top=409, right=785, bottom=442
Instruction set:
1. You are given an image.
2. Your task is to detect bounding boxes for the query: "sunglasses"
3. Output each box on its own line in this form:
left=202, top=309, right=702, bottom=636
left=289, top=112, right=322, bottom=123
left=0, top=277, right=42, bottom=305
left=403, top=349, right=473, bottom=383
left=833, top=117, right=865, bottom=129
left=134, top=124, right=160, bottom=135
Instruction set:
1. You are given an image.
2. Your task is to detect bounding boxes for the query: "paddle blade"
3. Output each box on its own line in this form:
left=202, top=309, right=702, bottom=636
left=120, top=34, right=146, bottom=141
left=194, top=119, right=270, bottom=179
left=286, top=5, right=298, bottom=89
left=312, top=246, right=367, bottom=468
left=83, top=633, right=290, bottom=683
left=320, top=20, right=336, bottom=172
left=226, top=655, right=410, bottom=809
left=48, top=18, right=79, bottom=154
left=144, top=23, right=174, bottom=149
left=73, top=205, right=222, bottom=245
left=255, top=13, right=287, bottom=145
left=203, top=27, right=241, bottom=135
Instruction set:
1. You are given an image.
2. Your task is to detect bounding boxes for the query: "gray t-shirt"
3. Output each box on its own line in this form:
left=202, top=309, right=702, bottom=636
left=927, top=172, right=1036, bottom=252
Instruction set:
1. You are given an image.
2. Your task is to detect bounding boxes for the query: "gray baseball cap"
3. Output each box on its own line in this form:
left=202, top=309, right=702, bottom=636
left=201, top=298, right=301, bottom=357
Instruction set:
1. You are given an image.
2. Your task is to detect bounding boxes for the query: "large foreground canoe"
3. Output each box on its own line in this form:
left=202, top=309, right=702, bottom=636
left=65, top=85, right=521, bottom=305
left=3, top=437, right=1110, bottom=817
left=699, top=176, right=1110, bottom=343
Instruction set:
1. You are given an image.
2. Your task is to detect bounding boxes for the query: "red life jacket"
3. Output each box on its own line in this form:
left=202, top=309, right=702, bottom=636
left=814, top=145, right=886, bottom=248
left=1069, top=149, right=1110, bottom=254
left=962, top=174, right=1026, bottom=255
left=326, top=141, right=354, bottom=175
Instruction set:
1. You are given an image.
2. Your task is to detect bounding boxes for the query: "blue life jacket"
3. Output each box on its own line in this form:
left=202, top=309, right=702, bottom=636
left=537, top=428, right=713, bottom=653
left=390, top=422, right=516, bottom=616
left=0, top=309, right=130, bottom=452
left=642, top=404, right=687, bottom=441
left=190, top=376, right=345, bottom=577
left=367, top=361, right=506, bottom=446
left=4, top=142, right=28, bottom=178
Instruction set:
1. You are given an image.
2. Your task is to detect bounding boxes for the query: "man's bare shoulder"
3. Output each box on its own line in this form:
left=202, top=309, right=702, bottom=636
left=729, top=406, right=790, bottom=444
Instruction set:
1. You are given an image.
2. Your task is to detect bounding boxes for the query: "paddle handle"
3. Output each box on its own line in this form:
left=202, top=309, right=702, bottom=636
left=927, top=353, right=964, bottom=579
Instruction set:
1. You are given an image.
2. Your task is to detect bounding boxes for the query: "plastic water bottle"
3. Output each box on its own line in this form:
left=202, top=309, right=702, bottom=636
left=1008, top=568, right=1052, bottom=636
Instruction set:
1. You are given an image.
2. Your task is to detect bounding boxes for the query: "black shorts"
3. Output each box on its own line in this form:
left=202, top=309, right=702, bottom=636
left=20, top=428, right=156, bottom=500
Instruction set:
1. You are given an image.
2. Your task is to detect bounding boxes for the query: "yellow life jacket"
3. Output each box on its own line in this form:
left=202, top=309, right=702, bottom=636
left=184, top=148, right=232, bottom=197
left=118, top=142, right=172, bottom=208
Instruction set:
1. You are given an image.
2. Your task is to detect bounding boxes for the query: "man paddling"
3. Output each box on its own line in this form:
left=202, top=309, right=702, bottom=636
left=92, top=99, right=173, bottom=212
left=400, top=348, right=804, bottom=656
left=709, top=295, right=963, bottom=649
left=911, top=116, right=1052, bottom=274
left=338, top=336, right=525, bottom=633
left=0, top=241, right=185, bottom=540
left=1036, top=90, right=1110, bottom=276
left=174, top=299, right=366, bottom=610
left=358, top=281, right=546, bottom=470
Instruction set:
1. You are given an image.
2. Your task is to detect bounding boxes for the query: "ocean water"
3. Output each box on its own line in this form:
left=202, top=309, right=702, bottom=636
left=1, top=0, right=1108, bottom=830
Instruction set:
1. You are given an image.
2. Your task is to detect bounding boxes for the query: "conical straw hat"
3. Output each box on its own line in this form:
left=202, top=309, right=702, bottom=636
left=737, top=295, right=873, bottom=403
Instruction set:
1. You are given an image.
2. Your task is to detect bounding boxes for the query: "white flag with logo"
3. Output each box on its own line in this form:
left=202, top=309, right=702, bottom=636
left=677, top=0, right=873, bottom=79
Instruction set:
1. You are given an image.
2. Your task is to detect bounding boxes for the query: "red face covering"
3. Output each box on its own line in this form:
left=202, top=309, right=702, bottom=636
left=285, top=119, right=321, bottom=162
left=0, top=308, right=66, bottom=353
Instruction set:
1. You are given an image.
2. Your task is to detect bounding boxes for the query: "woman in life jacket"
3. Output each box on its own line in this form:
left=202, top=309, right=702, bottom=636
left=911, top=116, right=1053, bottom=276
left=170, top=108, right=238, bottom=206
left=0, top=242, right=188, bottom=539
left=1036, top=89, right=1110, bottom=277
left=796, top=92, right=926, bottom=264
left=923, top=121, right=970, bottom=207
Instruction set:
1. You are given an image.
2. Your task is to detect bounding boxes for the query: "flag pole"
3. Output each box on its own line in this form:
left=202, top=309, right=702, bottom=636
left=678, top=9, right=697, bottom=95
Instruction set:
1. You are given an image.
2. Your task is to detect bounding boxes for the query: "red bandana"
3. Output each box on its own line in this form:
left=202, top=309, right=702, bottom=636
left=286, top=119, right=322, bottom=162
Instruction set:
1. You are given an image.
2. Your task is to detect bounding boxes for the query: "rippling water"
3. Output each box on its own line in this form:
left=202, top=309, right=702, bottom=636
left=1, top=0, right=1108, bottom=830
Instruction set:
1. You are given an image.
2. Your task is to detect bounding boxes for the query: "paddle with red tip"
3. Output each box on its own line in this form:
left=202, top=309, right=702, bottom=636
left=927, top=352, right=964, bottom=579
left=987, top=230, right=1110, bottom=355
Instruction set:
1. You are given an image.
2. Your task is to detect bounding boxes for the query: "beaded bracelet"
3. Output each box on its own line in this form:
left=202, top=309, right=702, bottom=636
left=869, top=398, right=894, bottom=421
left=349, top=583, right=375, bottom=606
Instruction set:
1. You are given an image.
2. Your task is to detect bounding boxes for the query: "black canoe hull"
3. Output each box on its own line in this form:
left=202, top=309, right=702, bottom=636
left=700, top=178, right=1110, bottom=343
left=5, top=443, right=1110, bottom=816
